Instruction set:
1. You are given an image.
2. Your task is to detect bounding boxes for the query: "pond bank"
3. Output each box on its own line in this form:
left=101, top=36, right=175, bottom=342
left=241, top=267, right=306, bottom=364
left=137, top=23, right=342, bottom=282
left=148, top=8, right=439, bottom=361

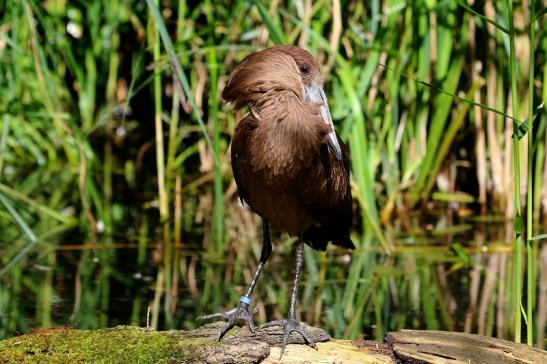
left=0, top=322, right=544, bottom=363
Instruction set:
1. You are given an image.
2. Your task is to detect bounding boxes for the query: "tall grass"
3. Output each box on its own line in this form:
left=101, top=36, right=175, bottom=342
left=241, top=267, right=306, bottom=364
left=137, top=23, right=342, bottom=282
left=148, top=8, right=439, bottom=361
left=0, top=0, right=545, bottom=346
left=525, top=0, right=536, bottom=347
left=505, top=0, right=523, bottom=343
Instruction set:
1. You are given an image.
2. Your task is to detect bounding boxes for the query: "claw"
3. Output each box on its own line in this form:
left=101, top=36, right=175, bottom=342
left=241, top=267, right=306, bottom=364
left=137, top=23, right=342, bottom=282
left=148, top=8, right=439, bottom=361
left=218, top=322, right=235, bottom=341
left=258, top=318, right=316, bottom=359
left=199, top=301, right=257, bottom=340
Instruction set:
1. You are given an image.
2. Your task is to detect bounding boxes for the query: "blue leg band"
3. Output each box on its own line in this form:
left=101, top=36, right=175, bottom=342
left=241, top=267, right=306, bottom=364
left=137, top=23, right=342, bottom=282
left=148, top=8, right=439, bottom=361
left=239, top=296, right=252, bottom=305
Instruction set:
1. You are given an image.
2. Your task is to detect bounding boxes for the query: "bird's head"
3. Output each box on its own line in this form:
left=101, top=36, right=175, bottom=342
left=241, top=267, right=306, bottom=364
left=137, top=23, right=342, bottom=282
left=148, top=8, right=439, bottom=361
left=222, top=46, right=342, bottom=159
left=222, top=46, right=323, bottom=106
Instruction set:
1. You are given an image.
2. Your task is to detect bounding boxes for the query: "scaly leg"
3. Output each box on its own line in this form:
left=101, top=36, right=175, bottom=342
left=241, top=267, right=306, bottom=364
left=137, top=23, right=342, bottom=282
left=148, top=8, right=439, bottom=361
left=200, top=220, right=272, bottom=340
left=258, top=237, right=316, bottom=358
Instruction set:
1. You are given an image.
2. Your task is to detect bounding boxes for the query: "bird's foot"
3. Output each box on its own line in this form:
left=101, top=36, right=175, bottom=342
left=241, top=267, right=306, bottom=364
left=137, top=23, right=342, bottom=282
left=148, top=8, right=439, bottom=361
left=198, top=297, right=258, bottom=341
left=258, top=317, right=317, bottom=359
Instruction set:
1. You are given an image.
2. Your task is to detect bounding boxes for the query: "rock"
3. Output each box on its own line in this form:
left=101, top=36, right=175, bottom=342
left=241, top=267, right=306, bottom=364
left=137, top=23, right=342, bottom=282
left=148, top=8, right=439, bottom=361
left=1, top=323, right=545, bottom=363
left=385, top=330, right=547, bottom=364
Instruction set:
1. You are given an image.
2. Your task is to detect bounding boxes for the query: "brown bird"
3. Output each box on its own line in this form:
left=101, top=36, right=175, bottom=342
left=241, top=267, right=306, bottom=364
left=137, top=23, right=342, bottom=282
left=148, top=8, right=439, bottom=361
left=202, top=46, right=354, bottom=356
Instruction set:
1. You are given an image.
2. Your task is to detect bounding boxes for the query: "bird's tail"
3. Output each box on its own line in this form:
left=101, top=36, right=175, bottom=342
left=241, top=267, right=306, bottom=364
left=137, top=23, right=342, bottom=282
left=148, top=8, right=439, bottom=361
left=332, top=236, right=355, bottom=250
left=303, top=226, right=355, bottom=250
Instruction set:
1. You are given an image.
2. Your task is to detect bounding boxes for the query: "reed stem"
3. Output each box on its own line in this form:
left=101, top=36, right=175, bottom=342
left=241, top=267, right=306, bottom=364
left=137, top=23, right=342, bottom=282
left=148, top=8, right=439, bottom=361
left=150, top=0, right=172, bottom=327
left=506, top=0, right=522, bottom=343
left=525, top=0, right=536, bottom=346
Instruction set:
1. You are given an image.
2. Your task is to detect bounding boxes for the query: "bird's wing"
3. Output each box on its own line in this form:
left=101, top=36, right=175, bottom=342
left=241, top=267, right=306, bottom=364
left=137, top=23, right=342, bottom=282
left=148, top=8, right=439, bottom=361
left=300, top=134, right=354, bottom=250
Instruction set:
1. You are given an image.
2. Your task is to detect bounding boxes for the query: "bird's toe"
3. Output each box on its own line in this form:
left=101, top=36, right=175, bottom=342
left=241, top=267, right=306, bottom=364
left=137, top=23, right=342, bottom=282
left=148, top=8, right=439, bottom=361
left=256, top=319, right=285, bottom=330
left=200, top=301, right=256, bottom=340
left=258, top=318, right=316, bottom=359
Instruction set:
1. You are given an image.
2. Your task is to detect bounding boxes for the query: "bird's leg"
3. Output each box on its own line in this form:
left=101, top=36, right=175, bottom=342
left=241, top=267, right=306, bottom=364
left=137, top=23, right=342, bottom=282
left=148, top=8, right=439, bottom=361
left=258, top=237, right=317, bottom=358
left=199, top=220, right=272, bottom=341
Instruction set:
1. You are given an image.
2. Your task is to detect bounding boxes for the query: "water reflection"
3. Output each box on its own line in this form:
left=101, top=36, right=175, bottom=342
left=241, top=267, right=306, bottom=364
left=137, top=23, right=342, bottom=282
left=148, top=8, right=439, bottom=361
left=0, top=218, right=545, bottom=349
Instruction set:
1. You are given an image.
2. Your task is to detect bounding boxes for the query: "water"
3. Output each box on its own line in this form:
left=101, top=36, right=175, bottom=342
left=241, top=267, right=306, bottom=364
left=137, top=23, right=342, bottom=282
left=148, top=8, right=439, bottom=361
left=0, top=216, right=545, bottom=349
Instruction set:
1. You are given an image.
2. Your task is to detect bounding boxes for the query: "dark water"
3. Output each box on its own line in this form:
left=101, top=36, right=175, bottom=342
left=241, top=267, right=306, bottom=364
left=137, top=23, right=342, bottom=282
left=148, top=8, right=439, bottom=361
left=1, top=216, right=546, bottom=349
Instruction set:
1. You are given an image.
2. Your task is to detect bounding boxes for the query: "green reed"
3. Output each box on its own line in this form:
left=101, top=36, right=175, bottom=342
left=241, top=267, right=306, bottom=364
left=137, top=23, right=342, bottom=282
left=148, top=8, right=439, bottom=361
left=525, top=0, right=536, bottom=346
left=506, top=0, right=523, bottom=343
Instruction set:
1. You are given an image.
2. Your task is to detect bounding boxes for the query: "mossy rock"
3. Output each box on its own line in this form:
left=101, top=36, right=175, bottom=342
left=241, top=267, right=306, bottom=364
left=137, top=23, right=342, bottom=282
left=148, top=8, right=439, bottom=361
left=4, top=324, right=537, bottom=363
left=0, top=326, right=197, bottom=363
left=0, top=322, right=331, bottom=363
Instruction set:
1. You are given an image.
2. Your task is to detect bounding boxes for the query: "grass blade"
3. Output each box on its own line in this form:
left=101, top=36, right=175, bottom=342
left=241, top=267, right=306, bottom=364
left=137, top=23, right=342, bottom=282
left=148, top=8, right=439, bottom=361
left=145, top=0, right=218, bottom=167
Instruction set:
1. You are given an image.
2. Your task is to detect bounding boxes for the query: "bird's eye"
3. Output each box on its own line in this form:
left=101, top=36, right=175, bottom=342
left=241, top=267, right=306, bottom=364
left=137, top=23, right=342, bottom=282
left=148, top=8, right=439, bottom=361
left=299, top=63, right=310, bottom=75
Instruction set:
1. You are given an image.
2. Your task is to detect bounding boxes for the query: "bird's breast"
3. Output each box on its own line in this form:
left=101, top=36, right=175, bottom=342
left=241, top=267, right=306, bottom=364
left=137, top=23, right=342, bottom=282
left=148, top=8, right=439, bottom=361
left=231, top=113, right=349, bottom=236
left=249, top=125, right=326, bottom=178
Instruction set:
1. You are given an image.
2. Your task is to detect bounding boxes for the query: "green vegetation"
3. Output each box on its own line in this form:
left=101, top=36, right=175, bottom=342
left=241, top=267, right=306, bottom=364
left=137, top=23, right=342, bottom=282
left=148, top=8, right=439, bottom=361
left=0, top=326, right=196, bottom=363
left=0, top=0, right=545, bottom=350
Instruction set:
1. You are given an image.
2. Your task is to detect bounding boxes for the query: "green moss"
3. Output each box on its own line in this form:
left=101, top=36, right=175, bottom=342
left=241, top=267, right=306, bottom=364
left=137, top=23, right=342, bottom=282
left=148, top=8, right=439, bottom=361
left=0, top=326, right=200, bottom=363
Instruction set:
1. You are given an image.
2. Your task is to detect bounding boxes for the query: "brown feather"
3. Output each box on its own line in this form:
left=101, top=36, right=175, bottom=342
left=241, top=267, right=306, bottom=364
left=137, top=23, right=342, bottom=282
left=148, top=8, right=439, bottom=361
left=226, top=46, right=354, bottom=250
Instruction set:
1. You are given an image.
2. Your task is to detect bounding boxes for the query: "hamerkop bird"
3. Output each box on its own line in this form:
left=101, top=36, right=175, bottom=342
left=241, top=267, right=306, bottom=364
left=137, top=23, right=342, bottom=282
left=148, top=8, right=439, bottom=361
left=203, top=45, right=354, bottom=356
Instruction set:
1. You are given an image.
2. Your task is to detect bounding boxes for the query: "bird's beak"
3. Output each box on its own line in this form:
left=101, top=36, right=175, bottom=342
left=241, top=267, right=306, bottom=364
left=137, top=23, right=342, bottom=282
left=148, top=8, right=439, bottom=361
left=304, top=83, right=342, bottom=160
